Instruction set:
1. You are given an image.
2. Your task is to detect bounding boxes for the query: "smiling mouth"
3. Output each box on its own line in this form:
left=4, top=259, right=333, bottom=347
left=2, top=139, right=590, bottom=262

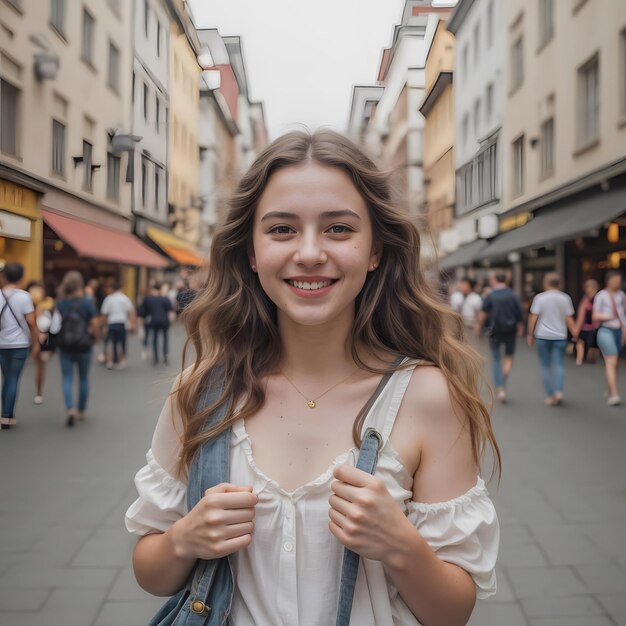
left=285, top=279, right=337, bottom=291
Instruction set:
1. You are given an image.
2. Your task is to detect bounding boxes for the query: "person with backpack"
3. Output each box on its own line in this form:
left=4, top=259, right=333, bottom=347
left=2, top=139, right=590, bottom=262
left=0, top=263, right=40, bottom=429
left=125, top=131, right=500, bottom=625
left=50, top=271, right=99, bottom=427
left=593, top=270, right=626, bottom=406
left=478, top=271, right=524, bottom=403
left=526, top=273, right=577, bottom=406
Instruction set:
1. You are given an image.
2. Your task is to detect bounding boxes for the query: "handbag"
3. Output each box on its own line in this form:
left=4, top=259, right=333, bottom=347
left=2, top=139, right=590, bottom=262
left=150, top=358, right=402, bottom=626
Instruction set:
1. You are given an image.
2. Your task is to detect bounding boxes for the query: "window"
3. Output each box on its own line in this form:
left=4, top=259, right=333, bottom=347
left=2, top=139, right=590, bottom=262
left=540, top=117, right=554, bottom=178
left=143, top=83, right=149, bottom=121
left=141, top=156, right=149, bottom=207
left=462, top=113, right=469, bottom=149
left=154, top=165, right=162, bottom=211
left=155, top=97, right=160, bottom=132
left=455, top=140, right=498, bottom=216
left=0, top=79, right=20, bottom=157
left=577, top=53, right=599, bottom=146
left=462, top=44, right=469, bottom=80
left=486, top=83, right=494, bottom=122
left=473, top=99, right=481, bottom=138
left=83, top=140, right=93, bottom=191
left=144, top=0, right=150, bottom=37
left=82, top=8, right=95, bottom=65
left=473, top=23, right=480, bottom=64
left=487, top=0, right=494, bottom=49
left=106, top=152, right=120, bottom=201
left=157, top=21, right=162, bottom=57
left=50, top=0, right=65, bottom=36
left=538, top=0, right=554, bottom=49
left=620, top=29, right=626, bottom=118
left=512, top=135, right=525, bottom=197
left=51, top=119, right=65, bottom=174
left=108, top=42, right=120, bottom=92
left=510, top=37, right=524, bottom=92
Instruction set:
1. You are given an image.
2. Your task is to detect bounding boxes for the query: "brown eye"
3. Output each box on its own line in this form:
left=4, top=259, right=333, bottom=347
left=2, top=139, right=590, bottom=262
left=327, top=225, right=352, bottom=234
left=270, top=225, right=294, bottom=235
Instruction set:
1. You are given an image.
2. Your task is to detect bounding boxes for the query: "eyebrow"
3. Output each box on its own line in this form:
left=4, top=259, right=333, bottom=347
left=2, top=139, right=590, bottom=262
left=260, top=209, right=362, bottom=222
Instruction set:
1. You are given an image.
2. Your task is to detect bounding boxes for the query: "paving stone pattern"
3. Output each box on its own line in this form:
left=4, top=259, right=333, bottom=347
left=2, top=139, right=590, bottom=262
left=0, top=327, right=625, bottom=625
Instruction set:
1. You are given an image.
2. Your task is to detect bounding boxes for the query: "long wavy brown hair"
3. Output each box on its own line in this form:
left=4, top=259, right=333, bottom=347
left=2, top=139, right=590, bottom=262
left=177, top=130, right=500, bottom=480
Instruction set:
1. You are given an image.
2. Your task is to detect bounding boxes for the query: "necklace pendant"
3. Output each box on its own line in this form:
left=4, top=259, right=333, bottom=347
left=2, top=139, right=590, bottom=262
left=307, top=400, right=317, bottom=409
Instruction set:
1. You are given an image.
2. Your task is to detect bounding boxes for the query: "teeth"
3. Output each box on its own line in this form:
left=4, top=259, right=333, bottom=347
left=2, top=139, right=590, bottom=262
left=288, top=280, right=332, bottom=290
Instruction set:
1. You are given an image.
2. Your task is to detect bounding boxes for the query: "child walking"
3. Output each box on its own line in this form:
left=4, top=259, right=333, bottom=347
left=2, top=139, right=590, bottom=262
left=126, top=131, right=500, bottom=625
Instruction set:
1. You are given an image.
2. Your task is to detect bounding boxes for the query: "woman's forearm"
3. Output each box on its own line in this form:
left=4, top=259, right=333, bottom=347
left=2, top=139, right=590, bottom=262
left=383, top=522, right=476, bottom=626
left=132, top=522, right=196, bottom=597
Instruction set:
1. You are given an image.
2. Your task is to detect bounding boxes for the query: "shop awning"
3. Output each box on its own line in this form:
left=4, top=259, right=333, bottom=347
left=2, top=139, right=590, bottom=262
left=477, top=187, right=626, bottom=262
left=439, top=239, right=488, bottom=270
left=146, top=227, right=205, bottom=267
left=42, top=210, right=169, bottom=268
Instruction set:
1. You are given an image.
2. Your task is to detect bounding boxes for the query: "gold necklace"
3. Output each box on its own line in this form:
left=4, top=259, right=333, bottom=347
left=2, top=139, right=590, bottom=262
left=282, top=369, right=356, bottom=408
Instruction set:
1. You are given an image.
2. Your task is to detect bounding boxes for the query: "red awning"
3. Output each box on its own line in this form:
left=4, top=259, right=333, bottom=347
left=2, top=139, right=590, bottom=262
left=42, top=210, right=169, bottom=268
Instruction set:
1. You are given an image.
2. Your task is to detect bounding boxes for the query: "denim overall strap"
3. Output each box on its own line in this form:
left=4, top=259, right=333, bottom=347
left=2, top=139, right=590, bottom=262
left=184, top=366, right=235, bottom=626
left=335, top=427, right=383, bottom=626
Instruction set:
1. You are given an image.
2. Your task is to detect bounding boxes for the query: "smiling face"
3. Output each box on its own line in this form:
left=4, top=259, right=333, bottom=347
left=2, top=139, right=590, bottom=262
left=250, top=162, right=380, bottom=329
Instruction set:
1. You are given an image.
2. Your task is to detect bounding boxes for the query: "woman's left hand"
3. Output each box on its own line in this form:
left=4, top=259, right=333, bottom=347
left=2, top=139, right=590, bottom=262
left=328, top=464, right=412, bottom=564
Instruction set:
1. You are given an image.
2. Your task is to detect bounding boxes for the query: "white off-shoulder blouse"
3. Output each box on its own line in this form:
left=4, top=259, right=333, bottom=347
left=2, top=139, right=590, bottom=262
left=126, top=360, right=499, bottom=626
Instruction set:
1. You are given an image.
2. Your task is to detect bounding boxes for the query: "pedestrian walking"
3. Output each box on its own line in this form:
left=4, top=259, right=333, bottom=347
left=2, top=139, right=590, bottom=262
left=0, top=263, right=40, bottom=429
left=100, top=280, right=136, bottom=370
left=450, top=278, right=483, bottom=336
left=593, top=270, right=626, bottom=406
left=137, top=284, right=172, bottom=366
left=26, top=281, right=57, bottom=405
left=126, top=131, right=500, bottom=626
left=478, top=271, right=524, bottom=402
left=51, top=271, right=99, bottom=427
left=574, top=278, right=600, bottom=365
left=526, top=273, right=577, bottom=405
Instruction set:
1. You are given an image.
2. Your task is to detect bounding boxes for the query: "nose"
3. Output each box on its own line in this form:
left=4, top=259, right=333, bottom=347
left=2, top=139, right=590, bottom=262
left=293, top=229, right=327, bottom=266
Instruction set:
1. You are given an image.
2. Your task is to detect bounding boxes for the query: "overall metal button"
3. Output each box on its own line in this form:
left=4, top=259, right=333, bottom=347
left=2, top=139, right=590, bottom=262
left=191, top=600, right=209, bottom=614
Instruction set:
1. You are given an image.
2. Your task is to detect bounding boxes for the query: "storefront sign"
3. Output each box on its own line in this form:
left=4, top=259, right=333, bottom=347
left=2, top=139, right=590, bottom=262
left=499, top=211, right=531, bottom=233
left=0, top=210, right=31, bottom=240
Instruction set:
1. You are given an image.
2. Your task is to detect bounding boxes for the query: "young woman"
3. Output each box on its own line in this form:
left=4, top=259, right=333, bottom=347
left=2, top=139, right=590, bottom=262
left=126, top=131, right=500, bottom=625
left=593, top=270, right=626, bottom=406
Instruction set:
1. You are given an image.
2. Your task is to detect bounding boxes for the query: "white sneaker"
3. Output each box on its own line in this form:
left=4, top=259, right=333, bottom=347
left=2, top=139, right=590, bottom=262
left=141, top=349, right=147, bottom=361
left=496, top=388, right=507, bottom=403
left=608, top=395, right=622, bottom=406
left=97, top=352, right=106, bottom=364
left=34, top=395, right=43, bottom=405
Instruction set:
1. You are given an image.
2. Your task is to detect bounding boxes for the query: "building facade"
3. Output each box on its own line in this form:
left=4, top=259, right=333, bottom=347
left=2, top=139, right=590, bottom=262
left=478, top=0, right=626, bottom=300
left=420, top=18, right=455, bottom=244
left=440, top=0, right=506, bottom=274
left=1, top=0, right=166, bottom=294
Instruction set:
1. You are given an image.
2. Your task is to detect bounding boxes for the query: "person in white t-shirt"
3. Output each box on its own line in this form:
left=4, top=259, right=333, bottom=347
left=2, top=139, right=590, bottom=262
left=100, top=281, right=136, bottom=370
left=0, top=263, right=40, bottom=428
left=592, top=270, right=626, bottom=406
left=527, top=273, right=576, bottom=406
left=452, top=278, right=483, bottom=335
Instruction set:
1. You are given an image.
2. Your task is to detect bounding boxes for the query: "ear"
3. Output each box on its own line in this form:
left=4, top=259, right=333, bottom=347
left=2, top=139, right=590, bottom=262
left=368, top=244, right=382, bottom=272
left=248, top=249, right=257, bottom=273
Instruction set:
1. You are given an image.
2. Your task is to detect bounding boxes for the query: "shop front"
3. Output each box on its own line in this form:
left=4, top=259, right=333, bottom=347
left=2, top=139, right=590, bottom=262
left=42, top=208, right=168, bottom=302
left=0, top=178, right=44, bottom=282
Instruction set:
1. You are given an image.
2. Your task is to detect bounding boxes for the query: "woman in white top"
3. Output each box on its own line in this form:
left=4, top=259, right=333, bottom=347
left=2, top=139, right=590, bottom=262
left=126, top=131, right=500, bottom=625
left=593, top=270, right=626, bottom=406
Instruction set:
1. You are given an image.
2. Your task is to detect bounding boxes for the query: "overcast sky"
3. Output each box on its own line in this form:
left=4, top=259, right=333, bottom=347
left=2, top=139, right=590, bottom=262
left=189, top=0, right=407, bottom=139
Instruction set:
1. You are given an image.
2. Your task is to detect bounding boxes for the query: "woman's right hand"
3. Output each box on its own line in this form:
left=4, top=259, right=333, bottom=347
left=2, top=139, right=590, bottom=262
left=168, top=483, right=258, bottom=561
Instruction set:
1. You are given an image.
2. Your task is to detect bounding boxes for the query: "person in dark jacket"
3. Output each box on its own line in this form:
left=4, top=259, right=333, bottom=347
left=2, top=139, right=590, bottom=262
left=138, top=283, right=172, bottom=366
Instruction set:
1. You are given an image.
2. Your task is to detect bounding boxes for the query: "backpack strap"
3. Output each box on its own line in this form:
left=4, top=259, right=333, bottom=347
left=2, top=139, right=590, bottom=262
left=0, top=289, right=28, bottom=334
left=335, top=357, right=402, bottom=626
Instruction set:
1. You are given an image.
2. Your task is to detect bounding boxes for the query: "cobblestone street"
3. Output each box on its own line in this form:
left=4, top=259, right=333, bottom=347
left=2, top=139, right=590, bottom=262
left=0, top=327, right=625, bottom=625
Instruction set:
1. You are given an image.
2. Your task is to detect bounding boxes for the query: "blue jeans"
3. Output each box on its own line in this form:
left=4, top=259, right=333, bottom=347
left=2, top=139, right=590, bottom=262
left=0, top=347, right=29, bottom=419
left=536, top=338, right=567, bottom=396
left=107, top=323, right=127, bottom=364
left=152, top=325, right=169, bottom=364
left=59, top=350, right=92, bottom=411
